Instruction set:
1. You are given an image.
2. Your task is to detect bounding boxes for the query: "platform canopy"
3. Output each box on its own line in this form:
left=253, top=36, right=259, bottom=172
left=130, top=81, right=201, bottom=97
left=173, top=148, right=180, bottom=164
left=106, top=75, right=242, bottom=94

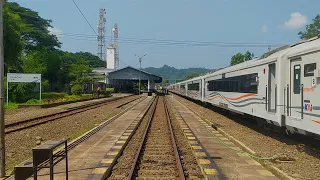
left=108, top=66, right=162, bottom=83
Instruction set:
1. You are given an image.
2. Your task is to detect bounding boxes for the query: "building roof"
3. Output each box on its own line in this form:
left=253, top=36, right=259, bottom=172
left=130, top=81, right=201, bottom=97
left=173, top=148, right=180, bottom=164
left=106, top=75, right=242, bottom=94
left=108, top=66, right=162, bottom=83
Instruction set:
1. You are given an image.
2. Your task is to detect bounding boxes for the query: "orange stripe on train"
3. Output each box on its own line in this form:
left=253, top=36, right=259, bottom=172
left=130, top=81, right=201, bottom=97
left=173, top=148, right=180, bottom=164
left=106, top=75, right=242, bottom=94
left=225, top=93, right=257, bottom=100
left=208, top=96, right=221, bottom=100
left=312, top=120, right=320, bottom=124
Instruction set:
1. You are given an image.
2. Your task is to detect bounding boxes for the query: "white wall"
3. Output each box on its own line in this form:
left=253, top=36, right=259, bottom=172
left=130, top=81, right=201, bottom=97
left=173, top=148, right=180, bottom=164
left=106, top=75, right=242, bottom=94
left=107, top=47, right=115, bottom=70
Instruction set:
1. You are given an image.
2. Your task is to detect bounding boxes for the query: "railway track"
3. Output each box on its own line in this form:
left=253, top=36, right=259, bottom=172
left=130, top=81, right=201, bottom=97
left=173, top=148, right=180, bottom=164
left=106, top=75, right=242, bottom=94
left=128, top=96, right=185, bottom=180
left=5, top=95, right=141, bottom=134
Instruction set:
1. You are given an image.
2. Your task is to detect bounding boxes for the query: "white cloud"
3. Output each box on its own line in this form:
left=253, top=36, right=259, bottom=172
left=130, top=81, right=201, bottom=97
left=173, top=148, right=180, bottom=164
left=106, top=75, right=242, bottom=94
left=260, top=25, right=268, bottom=32
left=48, top=27, right=62, bottom=38
left=280, top=12, right=308, bottom=29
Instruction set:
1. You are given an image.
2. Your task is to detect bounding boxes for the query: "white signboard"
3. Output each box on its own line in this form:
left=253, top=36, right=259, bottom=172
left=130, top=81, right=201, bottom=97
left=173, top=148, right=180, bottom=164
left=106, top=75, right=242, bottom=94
left=7, top=73, right=42, bottom=104
left=7, top=73, right=41, bottom=83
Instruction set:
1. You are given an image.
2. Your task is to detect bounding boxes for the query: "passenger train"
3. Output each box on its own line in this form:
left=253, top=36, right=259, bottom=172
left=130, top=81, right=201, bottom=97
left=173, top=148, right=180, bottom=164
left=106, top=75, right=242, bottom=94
left=169, top=37, right=320, bottom=137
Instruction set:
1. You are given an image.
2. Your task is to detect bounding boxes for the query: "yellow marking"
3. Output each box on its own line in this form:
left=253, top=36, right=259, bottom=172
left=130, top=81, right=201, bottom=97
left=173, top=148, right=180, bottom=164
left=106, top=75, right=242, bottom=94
left=204, top=168, right=218, bottom=175
left=181, top=127, right=189, bottom=130
left=183, top=130, right=191, bottom=133
left=117, top=141, right=126, bottom=144
left=92, top=168, right=107, bottom=174
left=187, top=136, right=196, bottom=140
left=246, top=160, right=261, bottom=166
left=192, top=146, right=202, bottom=150
left=219, top=137, right=229, bottom=141
left=123, top=133, right=131, bottom=136
left=223, top=141, right=234, bottom=145
left=189, top=141, right=198, bottom=145
left=199, top=159, right=211, bottom=165
left=195, top=152, right=206, bottom=157
left=101, top=159, right=113, bottom=164
left=185, top=133, right=193, bottom=136
left=107, top=151, right=119, bottom=156
left=257, top=170, right=275, bottom=176
left=214, top=134, right=223, bottom=137
left=237, top=153, right=248, bottom=157
left=231, top=147, right=241, bottom=151
left=120, top=136, right=129, bottom=140
left=112, top=146, right=122, bottom=150
left=126, top=130, right=133, bottom=133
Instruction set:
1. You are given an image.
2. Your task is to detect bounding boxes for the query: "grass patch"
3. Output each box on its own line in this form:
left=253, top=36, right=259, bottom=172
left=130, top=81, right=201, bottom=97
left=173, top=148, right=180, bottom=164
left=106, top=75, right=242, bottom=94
left=5, top=103, right=18, bottom=109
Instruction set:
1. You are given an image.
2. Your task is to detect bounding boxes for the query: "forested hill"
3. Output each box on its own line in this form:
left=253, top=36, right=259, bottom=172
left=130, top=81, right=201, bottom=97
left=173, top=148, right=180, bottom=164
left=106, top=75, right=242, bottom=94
left=143, top=65, right=212, bottom=81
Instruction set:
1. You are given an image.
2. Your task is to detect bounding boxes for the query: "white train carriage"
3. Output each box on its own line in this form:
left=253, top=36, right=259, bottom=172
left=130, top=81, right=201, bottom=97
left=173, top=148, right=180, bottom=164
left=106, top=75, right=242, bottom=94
left=169, top=37, right=320, bottom=137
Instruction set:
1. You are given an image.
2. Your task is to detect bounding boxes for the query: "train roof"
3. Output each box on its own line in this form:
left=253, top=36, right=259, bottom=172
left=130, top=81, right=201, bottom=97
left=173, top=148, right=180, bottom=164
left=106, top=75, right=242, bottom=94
left=173, top=36, right=320, bottom=85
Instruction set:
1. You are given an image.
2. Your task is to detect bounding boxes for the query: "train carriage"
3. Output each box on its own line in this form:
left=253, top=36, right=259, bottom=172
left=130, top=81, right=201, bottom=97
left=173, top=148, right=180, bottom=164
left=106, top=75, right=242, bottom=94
left=169, top=37, right=320, bottom=137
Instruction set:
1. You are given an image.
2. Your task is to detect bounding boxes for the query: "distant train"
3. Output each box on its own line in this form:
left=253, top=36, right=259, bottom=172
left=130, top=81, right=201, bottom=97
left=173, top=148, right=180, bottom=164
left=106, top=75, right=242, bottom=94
left=169, top=37, right=320, bottom=137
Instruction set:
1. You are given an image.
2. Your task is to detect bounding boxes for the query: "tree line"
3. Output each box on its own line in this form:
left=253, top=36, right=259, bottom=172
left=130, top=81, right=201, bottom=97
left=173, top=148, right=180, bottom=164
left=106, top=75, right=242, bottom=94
left=3, top=2, right=105, bottom=102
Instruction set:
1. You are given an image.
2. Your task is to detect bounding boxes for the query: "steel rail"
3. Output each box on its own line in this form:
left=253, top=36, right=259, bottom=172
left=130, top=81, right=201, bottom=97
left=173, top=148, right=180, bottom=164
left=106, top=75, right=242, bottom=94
left=164, top=96, right=186, bottom=180
left=5, top=95, right=141, bottom=134
left=127, top=96, right=158, bottom=180
left=127, top=95, right=185, bottom=180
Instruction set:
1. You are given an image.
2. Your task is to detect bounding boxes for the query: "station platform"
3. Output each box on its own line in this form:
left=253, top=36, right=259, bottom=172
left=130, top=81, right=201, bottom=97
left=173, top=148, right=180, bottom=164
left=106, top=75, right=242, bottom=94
left=167, top=96, right=278, bottom=180
left=27, top=97, right=152, bottom=180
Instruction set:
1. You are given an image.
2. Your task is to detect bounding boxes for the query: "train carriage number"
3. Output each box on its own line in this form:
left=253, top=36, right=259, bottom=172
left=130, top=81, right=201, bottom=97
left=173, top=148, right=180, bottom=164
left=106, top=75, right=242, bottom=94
left=219, top=102, right=228, bottom=108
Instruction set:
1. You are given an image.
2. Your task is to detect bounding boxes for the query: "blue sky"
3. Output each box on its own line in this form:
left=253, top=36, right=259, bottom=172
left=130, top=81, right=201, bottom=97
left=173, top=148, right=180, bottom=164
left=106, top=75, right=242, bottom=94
left=10, top=0, right=320, bottom=69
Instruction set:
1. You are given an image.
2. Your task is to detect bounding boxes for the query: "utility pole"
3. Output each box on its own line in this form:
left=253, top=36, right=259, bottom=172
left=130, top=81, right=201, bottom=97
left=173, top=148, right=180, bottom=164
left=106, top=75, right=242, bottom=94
left=0, top=0, right=5, bottom=177
left=134, top=54, right=147, bottom=95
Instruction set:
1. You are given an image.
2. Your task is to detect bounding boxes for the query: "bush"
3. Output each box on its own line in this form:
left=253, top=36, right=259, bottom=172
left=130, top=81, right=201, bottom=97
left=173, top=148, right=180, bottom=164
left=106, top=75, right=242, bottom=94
left=106, top=88, right=114, bottom=97
left=42, top=92, right=65, bottom=99
left=71, top=85, right=82, bottom=96
left=25, top=99, right=42, bottom=105
left=106, top=88, right=114, bottom=93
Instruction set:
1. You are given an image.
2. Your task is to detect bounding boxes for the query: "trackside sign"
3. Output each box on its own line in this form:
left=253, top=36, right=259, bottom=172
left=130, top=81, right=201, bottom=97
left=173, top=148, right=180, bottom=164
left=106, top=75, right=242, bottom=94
left=7, top=73, right=41, bottom=83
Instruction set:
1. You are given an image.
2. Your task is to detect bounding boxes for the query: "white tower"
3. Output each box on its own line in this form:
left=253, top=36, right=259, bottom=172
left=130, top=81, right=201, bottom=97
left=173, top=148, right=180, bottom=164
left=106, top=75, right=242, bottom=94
left=107, top=45, right=115, bottom=69
left=113, top=24, right=119, bottom=69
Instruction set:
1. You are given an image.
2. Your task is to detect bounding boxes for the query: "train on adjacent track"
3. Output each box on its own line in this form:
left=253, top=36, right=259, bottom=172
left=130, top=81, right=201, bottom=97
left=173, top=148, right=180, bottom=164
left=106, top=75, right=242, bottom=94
left=169, top=36, right=320, bottom=138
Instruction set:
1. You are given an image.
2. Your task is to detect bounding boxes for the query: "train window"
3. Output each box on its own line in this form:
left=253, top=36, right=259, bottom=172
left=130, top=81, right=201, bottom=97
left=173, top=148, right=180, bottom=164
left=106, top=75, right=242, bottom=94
left=207, top=73, right=258, bottom=93
left=188, top=83, right=199, bottom=90
left=294, top=65, right=301, bottom=94
left=304, top=63, right=316, bottom=77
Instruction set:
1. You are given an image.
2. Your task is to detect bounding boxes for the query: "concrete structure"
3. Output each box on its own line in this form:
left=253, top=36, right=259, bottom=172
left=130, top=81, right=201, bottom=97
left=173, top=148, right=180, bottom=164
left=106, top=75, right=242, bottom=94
left=106, top=45, right=115, bottom=70
left=108, top=66, right=162, bottom=92
left=92, top=66, right=162, bottom=93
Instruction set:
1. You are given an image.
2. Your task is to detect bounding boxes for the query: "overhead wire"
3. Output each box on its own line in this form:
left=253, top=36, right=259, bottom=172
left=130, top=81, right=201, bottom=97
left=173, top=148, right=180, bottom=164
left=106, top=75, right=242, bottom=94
left=59, top=33, right=285, bottom=47
left=71, top=0, right=98, bottom=35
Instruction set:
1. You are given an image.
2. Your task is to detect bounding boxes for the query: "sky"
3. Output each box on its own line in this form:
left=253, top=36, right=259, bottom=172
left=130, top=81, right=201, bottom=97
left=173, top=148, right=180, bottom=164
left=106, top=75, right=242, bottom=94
left=10, top=0, right=320, bottom=69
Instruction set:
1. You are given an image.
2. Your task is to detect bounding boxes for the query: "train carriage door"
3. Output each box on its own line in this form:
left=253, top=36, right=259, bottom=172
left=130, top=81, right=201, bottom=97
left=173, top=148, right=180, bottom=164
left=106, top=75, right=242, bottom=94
left=268, top=63, right=276, bottom=112
left=290, top=59, right=302, bottom=119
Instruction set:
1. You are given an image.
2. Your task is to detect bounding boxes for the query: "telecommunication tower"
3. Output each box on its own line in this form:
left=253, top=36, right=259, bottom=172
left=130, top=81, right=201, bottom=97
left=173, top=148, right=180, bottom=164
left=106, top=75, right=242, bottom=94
left=113, top=23, right=119, bottom=69
left=97, top=9, right=106, bottom=64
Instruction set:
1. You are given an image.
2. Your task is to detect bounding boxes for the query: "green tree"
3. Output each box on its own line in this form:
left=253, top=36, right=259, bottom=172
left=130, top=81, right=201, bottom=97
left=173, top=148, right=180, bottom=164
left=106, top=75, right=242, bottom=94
left=244, top=51, right=254, bottom=61
left=230, top=53, right=244, bottom=66
left=3, top=4, right=25, bottom=73
left=6, top=2, right=61, bottom=51
left=299, top=14, right=320, bottom=40
left=184, top=72, right=200, bottom=80
left=230, top=51, right=254, bottom=66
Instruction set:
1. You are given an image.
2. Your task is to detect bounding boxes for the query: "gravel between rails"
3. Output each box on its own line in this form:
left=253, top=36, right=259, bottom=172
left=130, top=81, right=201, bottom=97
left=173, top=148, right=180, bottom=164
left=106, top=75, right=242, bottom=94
left=5, top=96, right=141, bottom=174
left=166, top=98, right=204, bottom=180
left=109, top=97, right=157, bottom=179
left=135, top=96, right=178, bottom=179
left=172, top=94, right=320, bottom=180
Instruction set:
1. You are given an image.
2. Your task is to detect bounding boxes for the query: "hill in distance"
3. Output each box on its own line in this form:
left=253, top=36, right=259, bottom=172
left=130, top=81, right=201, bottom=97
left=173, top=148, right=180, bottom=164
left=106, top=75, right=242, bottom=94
left=143, top=65, right=212, bottom=81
